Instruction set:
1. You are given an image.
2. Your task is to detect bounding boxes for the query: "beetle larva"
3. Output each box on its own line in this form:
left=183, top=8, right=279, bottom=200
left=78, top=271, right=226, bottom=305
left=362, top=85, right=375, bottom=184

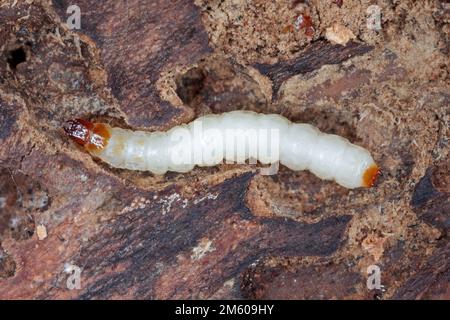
left=63, top=111, right=379, bottom=189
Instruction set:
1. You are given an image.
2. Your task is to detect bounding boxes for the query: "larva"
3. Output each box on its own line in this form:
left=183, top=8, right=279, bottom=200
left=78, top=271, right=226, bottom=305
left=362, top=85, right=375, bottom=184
left=63, top=111, right=379, bottom=189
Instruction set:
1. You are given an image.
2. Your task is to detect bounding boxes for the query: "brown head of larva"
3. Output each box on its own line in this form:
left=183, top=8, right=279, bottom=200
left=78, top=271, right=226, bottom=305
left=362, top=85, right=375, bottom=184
left=362, top=164, right=381, bottom=188
left=63, top=119, right=111, bottom=153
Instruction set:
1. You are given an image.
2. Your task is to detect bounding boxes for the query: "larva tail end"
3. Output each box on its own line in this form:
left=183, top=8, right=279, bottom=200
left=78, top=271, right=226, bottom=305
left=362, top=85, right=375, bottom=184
left=362, top=164, right=380, bottom=188
left=63, top=119, right=94, bottom=146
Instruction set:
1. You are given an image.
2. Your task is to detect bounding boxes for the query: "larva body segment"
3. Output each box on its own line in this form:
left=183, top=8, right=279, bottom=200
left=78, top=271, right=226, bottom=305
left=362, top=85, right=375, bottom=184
left=64, top=111, right=379, bottom=189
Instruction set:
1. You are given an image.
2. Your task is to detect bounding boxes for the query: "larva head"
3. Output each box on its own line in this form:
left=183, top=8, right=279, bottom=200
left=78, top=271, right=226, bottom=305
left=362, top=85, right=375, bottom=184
left=362, top=164, right=380, bottom=188
left=63, top=119, right=111, bottom=153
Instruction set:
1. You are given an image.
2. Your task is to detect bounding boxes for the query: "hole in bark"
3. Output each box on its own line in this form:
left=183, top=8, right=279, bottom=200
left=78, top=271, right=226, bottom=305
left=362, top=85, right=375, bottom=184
left=174, top=58, right=268, bottom=114
left=6, top=47, right=27, bottom=69
left=0, top=248, right=16, bottom=279
left=175, top=67, right=205, bottom=105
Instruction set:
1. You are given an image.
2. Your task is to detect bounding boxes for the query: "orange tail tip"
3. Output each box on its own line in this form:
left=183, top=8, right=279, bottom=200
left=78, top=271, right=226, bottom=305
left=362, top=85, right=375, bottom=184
left=63, top=119, right=111, bottom=152
left=362, top=164, right=380, bottom=188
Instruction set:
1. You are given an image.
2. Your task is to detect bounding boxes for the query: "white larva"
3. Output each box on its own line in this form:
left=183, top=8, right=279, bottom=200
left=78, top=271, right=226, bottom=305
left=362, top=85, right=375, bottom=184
left=64, top=111, right=380, bottom=189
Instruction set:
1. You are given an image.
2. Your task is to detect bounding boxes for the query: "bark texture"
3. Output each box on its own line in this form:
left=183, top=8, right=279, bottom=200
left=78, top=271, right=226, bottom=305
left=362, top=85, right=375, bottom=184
left=0, top=0, right=448, bottom=299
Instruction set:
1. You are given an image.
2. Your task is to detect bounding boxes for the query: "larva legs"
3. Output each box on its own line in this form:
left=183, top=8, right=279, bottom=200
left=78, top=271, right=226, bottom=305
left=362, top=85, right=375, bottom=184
left=64, top=111, right=379, bottom=189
